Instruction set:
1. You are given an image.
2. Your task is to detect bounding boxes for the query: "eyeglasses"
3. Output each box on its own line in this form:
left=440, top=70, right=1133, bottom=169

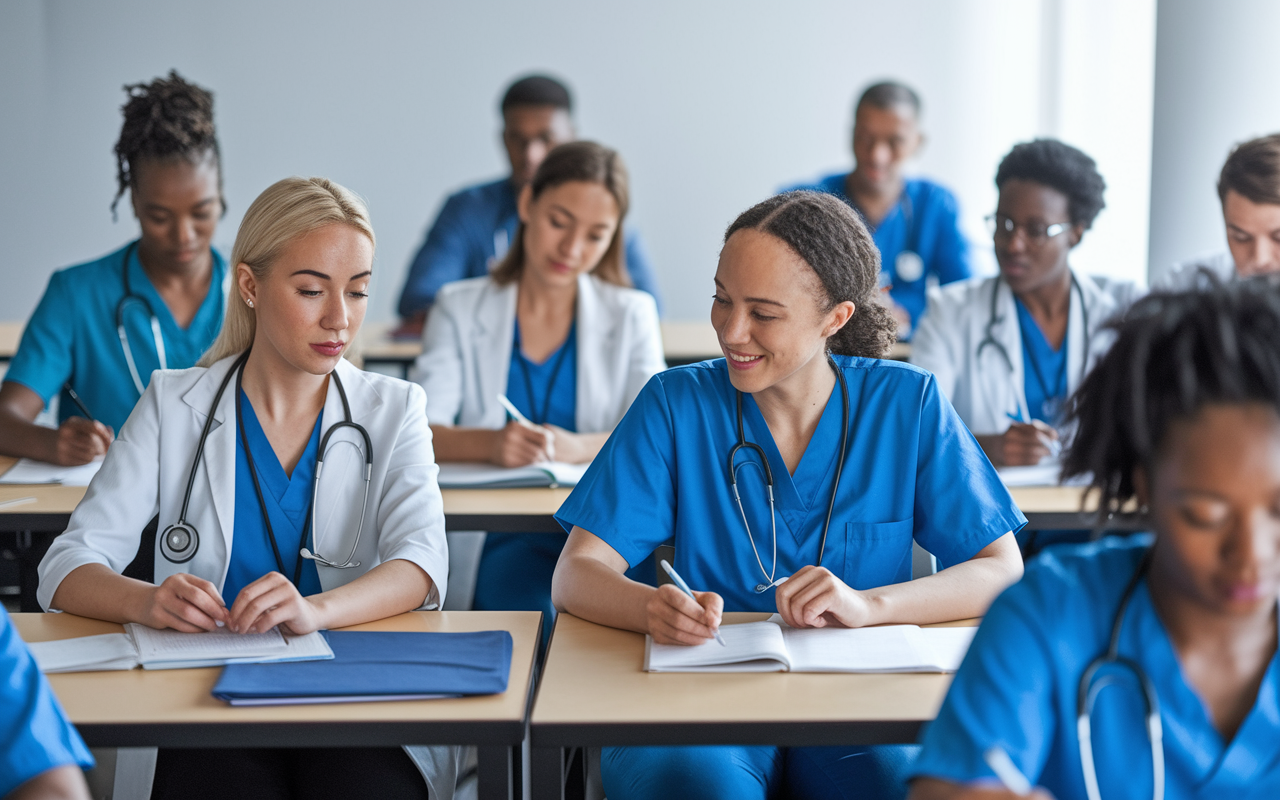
left=986, top=214, right=1070, bottom=245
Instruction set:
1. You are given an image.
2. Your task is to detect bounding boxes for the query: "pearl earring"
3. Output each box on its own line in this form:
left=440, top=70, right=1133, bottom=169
left=246, top=298, right=254, bottom=308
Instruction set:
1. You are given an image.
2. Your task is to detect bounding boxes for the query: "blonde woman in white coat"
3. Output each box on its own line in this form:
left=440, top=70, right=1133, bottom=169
left=912, top=139, right=1139, bottom=469
left=414, top=141, right=664, bottom=633
left=38, top=177, right=458, bottom=800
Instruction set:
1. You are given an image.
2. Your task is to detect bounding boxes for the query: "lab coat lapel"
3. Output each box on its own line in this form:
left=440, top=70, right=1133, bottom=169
left=180, top=355, right=240, bottom=557
left=1065, top=271, right=1090, bottom=397
left=574, top=274, right=616, bottom=433
left=472, top=281, right=518, bottom=424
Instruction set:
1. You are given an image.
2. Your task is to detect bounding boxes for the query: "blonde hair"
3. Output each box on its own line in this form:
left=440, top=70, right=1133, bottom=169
left=200, top=177, right=374, bottom=366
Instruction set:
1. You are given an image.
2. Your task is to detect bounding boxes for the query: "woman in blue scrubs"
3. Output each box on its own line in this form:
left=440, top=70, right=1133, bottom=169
left=416, top=141, right=665, bottom=625
left=39, top=177, right=455, bottom=799
left=551, top=190, right=1026, bottom=800
left=909, top=280, right=1280, bottom=800
left=0, top=71, right=227, bottom=465
left=0, top=606, right=94, bottom=800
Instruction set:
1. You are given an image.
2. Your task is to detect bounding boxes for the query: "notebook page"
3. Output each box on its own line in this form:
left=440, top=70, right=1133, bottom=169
left=27, top=633, right=139, bottom=673
left=127, top=624, right=289, bottom=665
left=916, top=627, right=978, bottom=672
left=778, top=623, right=935, bottom=673
left=645, top=621, right=790, bottom=672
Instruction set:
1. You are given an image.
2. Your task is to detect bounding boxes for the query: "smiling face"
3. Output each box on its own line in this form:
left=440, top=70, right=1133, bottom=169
left=993, top=178, right=1082, bottom=297
left=238, top=223, right=373, bottom=376
left=130, top=152, right=222, bottom=273
left=1142, top=403, right=1280, bottom=618
left=1222, top=190, right=1280, bottom=278
left=711, top=229, right=853, bottom=396
left=517, top=180, right=620, bottom=290
left=850, top=103, right=922, bottom=194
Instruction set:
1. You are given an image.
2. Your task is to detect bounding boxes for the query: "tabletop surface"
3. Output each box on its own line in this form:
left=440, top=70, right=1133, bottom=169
left=0, top=320, right=22, bottom=359
left=532, top=612, right=977, bottom=732
left=14, top=610, right=540, bottom=727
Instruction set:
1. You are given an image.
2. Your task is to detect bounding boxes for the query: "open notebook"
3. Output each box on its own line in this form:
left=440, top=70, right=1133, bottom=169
left=644, top=615, right=977, bottom=673
left=27, top=624, right=333, bottom=673
left=0, top=457, right=104, bottom=486
left=436, top=461, right=588, bottom=489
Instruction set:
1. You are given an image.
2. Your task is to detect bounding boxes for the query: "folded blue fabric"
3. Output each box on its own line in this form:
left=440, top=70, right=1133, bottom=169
left=212, top=630, right=513, bottom=702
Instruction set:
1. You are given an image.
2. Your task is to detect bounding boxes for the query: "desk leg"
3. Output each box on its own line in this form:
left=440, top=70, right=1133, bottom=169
left=478, top=745, right=515, bottom=800
left=531, top=746, right=565, bottom=800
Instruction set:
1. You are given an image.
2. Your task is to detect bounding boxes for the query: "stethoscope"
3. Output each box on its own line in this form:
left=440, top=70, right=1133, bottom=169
left=975, top=273, right=1092, bottom=419
left=1076, top=549, right=1164, bottom=800
left=117, top=242, right=168, bottom=397
left=728, top=356, right=850, bottom=593
left=159, top=351, right=374, bottom=580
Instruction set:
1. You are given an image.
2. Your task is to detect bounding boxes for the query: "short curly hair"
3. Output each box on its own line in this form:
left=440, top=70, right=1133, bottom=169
left=995, top=139, right=1106, bottom=230
left=111, top=70, right=222, bottom=219
left=724, top=191, right=897, bottom=359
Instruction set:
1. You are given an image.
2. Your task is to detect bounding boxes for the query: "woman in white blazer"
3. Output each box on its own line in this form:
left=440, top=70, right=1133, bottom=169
left=413, top=141, right=665, bottom=629
left=38, top=177, right=457, bottom=800
left=912, top=139, right=1140, bottom=468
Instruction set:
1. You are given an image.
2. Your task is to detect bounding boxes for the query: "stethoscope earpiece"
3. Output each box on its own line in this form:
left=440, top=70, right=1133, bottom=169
left=159, top=523, right=199, bottom=564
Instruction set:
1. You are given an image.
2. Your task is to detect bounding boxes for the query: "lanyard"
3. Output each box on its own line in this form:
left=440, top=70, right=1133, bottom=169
left=515, top=322, right=573, bottom=426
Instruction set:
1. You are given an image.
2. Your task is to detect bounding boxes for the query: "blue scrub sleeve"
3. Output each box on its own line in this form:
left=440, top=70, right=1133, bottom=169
left=910, top=571, right=1057, bottom=789
left=927, top=188, right=972, bottom=286
left=555, top=375, right=677, bottom=566
left=398, top=193, right=476, bottom=318
left=5, top=270, right=75, bottom=403
left=0, top=609, right=93, bottom=795
left=622, top=232, right=663, bottom=314
left=911, top=375, right=1026, bottom=564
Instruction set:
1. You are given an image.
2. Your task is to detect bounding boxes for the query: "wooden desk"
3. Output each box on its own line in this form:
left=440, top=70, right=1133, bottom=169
left=0, top=320, right=22, bottom=362
left=14, top=610, right=541, bottom=800
left=529, top=612, right=976, bottom=799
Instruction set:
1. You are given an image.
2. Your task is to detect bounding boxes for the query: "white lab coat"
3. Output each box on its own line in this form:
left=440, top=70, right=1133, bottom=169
left=412, top=272, right=666, bottom=432
left=911, top=271, right=1140, bottom=436
left=37, top=354, right=463, bottom=798
left=1158, top=251, right=1235, bottom=290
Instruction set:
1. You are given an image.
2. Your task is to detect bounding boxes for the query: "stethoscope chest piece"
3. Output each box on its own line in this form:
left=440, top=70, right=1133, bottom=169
left=895, top=250, right=924, bottom=283
left=159, top=522, right=199, bottom=564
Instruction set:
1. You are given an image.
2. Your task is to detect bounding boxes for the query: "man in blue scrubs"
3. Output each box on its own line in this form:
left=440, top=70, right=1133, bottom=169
left=0, top=607, right=94, bottom=799
left=787, top=81, right=971, bottom=338
left=395, top=74, right=662, bottom=335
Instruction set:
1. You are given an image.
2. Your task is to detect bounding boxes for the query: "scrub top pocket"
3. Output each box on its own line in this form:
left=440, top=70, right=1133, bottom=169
left=842, top=519, right=915, bottom=589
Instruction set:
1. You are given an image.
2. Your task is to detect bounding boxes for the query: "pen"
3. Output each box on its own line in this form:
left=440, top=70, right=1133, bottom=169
left=659, top=559, right=726, bottom=646
left=64, top=383, right=95, bottom=422
left=1006, top=412, right=1061, bottom=459
left=0, top=497, right=37, bottom=510
left=497, top=394, right=535, bottom=427
left=983, top=746, right=1032, bottom=796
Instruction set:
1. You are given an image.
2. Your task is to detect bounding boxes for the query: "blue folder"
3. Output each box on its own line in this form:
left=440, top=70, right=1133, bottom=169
left=212, top=630, right=513, bottom=705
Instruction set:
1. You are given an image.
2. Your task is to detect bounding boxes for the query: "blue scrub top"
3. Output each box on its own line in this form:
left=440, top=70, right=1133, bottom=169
left=0, top=607, right=93, bottom=795
left=506, top=322, right=577, bottom=429
left=556, top=357, right=1025, bottom=611
left=6, top=240, right=227, bottom=433
left=1015, top=299, right=1068, bottom=425
left=223, top=389, right=324, bottom=604
left=912, top=536, right=1280, bottom=799
left=397, top=177, right=662, bottom=316
left=784, top=174, right=972, bottom=333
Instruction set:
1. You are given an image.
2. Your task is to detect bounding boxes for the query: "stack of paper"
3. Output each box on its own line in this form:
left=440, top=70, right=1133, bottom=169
left=436, top=461, right=588, bottom=489
left=27, top=624, right=334, bottom=673
left=0, top=457, right=104, bottom=486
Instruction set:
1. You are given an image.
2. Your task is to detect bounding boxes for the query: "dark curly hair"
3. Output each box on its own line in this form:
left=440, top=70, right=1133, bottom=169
left=1062, top=273, right=1280, bottom=522
left=724, top=191, right=897, bottom=358
left=111, top=70, right=222, bottom=219
left=995, top=139, right=1106, bottom=229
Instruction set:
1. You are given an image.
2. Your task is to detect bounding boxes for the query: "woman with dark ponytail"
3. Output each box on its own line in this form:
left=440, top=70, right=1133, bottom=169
left=551, top=190, right=1026, bottom=799
left=0, top=70, right=228, bottom=465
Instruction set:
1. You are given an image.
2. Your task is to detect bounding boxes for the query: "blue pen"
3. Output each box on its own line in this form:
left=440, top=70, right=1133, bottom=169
left=659, top=559, right=727, bottom=646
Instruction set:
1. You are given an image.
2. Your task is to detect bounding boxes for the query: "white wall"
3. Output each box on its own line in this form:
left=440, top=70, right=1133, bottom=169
left=1148, top=0, right=1280, bottom=283
left=0, top=0, right=1155, bottom=326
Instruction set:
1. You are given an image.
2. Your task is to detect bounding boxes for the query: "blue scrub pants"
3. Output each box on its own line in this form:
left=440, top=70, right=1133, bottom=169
left=473, top=533, right=656, bottom=648
left=602, top=744, right=920, bottom=800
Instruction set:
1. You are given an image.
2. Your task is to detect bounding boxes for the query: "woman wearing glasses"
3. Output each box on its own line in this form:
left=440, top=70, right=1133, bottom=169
left=911, top=139, right=1140, bottom=468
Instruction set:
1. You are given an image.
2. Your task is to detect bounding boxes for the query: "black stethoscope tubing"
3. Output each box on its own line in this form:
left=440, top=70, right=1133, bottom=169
left=160, top=351, right=374, bottom=582
left=975, top=272, right=1091, bottom=385
left=727, top=356, right=850, bottom=592
left=516, top=324, right=573, bottom=426
left=1076, top=549, right=1164, bottom=800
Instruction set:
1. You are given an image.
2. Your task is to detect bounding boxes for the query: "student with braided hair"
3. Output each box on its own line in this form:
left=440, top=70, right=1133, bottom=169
left=0, top=70, right=228, bottom=464
left=910, top=278, right=1280, bottom=799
